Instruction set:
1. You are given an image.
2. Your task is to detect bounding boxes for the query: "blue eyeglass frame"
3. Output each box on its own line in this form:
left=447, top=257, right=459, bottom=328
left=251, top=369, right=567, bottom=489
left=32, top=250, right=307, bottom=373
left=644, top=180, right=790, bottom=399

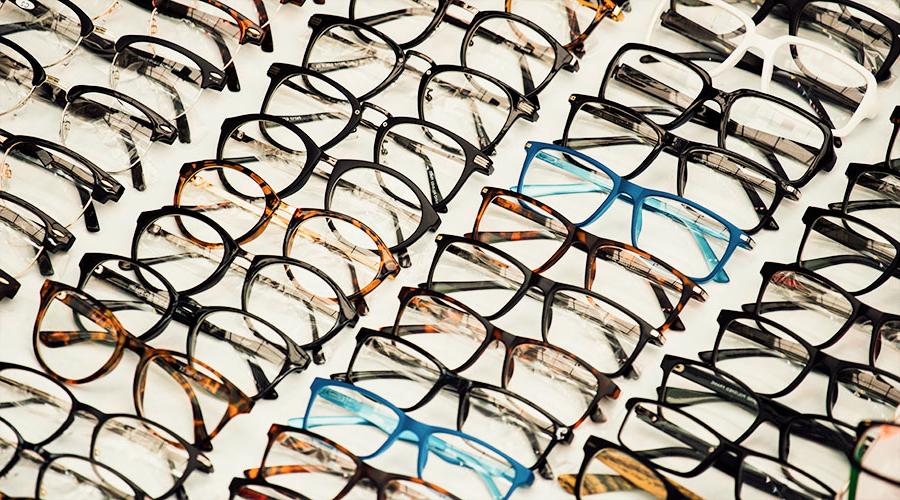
left=288, top=378, right=534, bottom=500
left=513, top=141, right=754, bottom=284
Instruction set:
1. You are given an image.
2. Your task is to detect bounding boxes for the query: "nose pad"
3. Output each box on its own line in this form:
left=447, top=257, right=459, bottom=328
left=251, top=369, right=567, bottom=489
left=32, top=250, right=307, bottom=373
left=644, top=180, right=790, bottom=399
left=459, top=397, right=470, bottom=424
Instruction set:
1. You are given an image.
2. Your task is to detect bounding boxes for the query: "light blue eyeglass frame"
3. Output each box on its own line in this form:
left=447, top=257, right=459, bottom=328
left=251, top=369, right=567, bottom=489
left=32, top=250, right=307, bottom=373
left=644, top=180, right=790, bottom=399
left=288, top=378, right=534, bottom=500
left=513, top=141, right=754, bottom=284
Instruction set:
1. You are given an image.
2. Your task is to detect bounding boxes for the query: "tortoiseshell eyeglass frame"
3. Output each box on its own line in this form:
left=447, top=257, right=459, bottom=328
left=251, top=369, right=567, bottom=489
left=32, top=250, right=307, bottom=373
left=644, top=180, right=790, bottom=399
left=387, top=286, right=621, bottom=427
left=231, top=423, right=462, bottom=499
left=33, top=280, right=256, bottom=451
left=469, top=187, right=705, bottom=333
left=149, top=0, right=269, bottom=48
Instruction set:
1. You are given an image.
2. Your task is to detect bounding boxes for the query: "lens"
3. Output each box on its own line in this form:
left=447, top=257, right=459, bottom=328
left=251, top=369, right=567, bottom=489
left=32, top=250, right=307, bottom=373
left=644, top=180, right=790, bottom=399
left=591, top=245, right=687, bottom=331
left=262, top=429, right=356, bottom=497
left=94, top=415, right=191, bottom=498
left=245, top=260, right=342, bottom=348
left=648, top=0, right=747, bottom=60
left=846, top=170, right=900, bottom=237
left=38, top=455, right=138, bottom=500
left=395, top=293, right=487, bottom=370
left=79, top=257, right=172, bottom=339
left=659, top=361, right=758, bottom=442
left=463, top=15, right=557, bottom=96
left=0, top=418, right=18, bottom=473
left=620, top=401, right=719, bottom=474
left=150, top=3, right=242, bottom=70
left=782, top=417, right=854, bottom=493
left=231, top=481, right=297, bottom=500
left=603, top=48, right=705, bottom=127
left=61, top=91, right=155, bottom=175
left=758, top=268, right=853, bottom=346
left=712, top=316, right=808, bottom=396
left=1, top=140, right=94, bottom=227
left=635, top=195, right=731, bottom=281
left=34, top=287, right=120, bottom=383
left=422, top=431, right=517, bottom=499
left=430, top=240, right=524, bottom=318
left=351, top=0, right=440, bottom=46
left=0, top=198, right=45, bottom=278
left=737, top=454, right=832, bottom=499
left=420, top=69, right=512, bottom=151
left=855, top=423, right=900, bottom=485
left=0, top=0, right=87, bottom=66
left=306, top=21, right=398, bottom=98
left=263, top=70, right=354, bottom=148
left=831, top=367, right=900, bottom=423
left=546, top=288, right=643, bottom=375
left=177, top=162, right=268, bottom=240
left=219, top=117, right=313, bottom=194
left=376, top=121, right=469, bottom=208
left=681, top=148, right=780, bottom=232
left=327, top=166, right=423, bottom=248
left=0, top=367, right=72, bottom=444
left=133, top=212, right=226, bottom=293
left=349, top=335, right=439, bottom=409
left=0, top=40, right=37, bottom=115
left=508, top=343, right=596, bottom=424
left=461, top=387, right=554, bottom=468
left=875, top=320, right=900, bottom=373
left=797, top=2, right=892, bottom=79
left=581, top=447, right=664, bottom=498
left=386, top=478, right=457, bottom=499
left=307, top=384, right=398, bottom=457
left=506, top=0, right=601, bottom=48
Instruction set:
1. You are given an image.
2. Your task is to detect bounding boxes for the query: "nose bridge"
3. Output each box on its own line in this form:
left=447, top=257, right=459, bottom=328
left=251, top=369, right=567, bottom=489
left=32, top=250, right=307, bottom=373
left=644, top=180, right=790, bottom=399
left=666, top=131, right=692, bottom=156
left=530, top=273, right=556, bottom=296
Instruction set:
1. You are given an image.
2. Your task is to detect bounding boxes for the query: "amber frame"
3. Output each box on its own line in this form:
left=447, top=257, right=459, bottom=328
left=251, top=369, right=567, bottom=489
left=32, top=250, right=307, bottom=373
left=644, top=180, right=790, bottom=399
left=33, top=280, right=255, bottom=451
left=231, top=423, right=461, bottom=499
left=149, top=0, right=268, bottom=47
left=385, top=286, right=621, bottom=427
left=505, top=0, right=626, bottom=57
left=469, top=187, right=706, bottom=332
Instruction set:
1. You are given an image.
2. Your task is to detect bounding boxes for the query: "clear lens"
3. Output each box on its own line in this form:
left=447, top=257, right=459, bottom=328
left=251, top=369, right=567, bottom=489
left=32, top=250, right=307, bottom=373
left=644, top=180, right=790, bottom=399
left=262, top=429, right=356, bottom=497
left=713, top=316, right=808, bottom=396
left=855, top=423, right=900, bottom=485
left=264, top=70, right=354, bottom=147
left=244, top=260, right=342, bottom=348
left=603, top=48, right=705, bottom=127
left=220, top=117, right=313, bottom=194
left=376, top=122, right=468, bottom=208
left=34, top=288, right=119, bottom=382
left=430, top=241, right=524, bottom=318
left=847, top=171, right=900, bottom=237
left=39, top=455, right=138, bottom=500
left=0, top=367, right=72, bottom=444
left=0, top=41, right=37, bottom=115
left=79, top=258, right=172, bottom=339
left=508, top=343, right=596, bottom=424
left=782, top=417, right=854, bottom=493
left=327, top=166, right=423, bottom=248
left=724, top=95, right=826, bottom=184
left=0, top=198, right=44, bottom=278
left=737, top=454, right=832, bottom=499
left=474, top=192, right=568, bottom=271
left=420, top=70, right=512, bottom=151
left=635, top=195, right=731, bottom=280
left=396, top=293, right=487, bottom=370
left=133, top=213, right=226, bottom=293
left=619, top=401, right=719, bottom=474
left=385, top=478, right=457, bottom=499
left=150, top=4, right=241, bottom=70
left=422, top=431, right=517, bottom=499
left=284, top=213, right=382, bottom=298
left=831, top=367, right=900, bottom=422
left=60, top=91, right=155, bottom=174
left=1, top=140, right=94, bottom=227
left=349, top=335, right=440, bottom=409
left=0, top=418, right=18, bottom=473
left=94, top=416, right=191, bottom=498
left=518, top=146, right=616, bottom=225
left=307, top=384, right=398, bottom=457
left=546, top=288, right=643, bottom=375
left=0, top=0, right=86, bottom=66
left=797, top=2, right=891, bottom=78
left=758, top=268, right=852, bottom=346
left=506, top=0, right=599, bottom=48
left=581, top=447, right=664, bottom=499
left=648, top=0, right=747, bottom=60
left=351, top=0, right=440, bottom=46
left=464, top=16, right=557, bottom=96
left=306, top=22, right=398, bottom=98
left=110, top=41, right=205, bottom=122
left=177, top=163, right=268, bottom=240
left=875, top=320, right=900, bottom=374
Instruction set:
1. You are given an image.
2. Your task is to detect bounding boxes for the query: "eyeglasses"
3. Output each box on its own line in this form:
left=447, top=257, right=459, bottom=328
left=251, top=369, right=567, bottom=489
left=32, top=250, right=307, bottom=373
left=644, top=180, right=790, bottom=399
left=703, top=309, right=900, bottom=423
left=0, top=190, right=74, bottom=299
left=0, top=36, right=46, bottom=116
left=290, top=377, right=534, bottom=500
left=339, top=328, right=573, bottom=478
left=558, top=96, right=801, bottom=234
left=513, top=141, right=754, bottom=283
left=597, top=43, right=837, bottom=187
left=617, top=397, right=835, bottom=498
left=503, top=0, right=627, bottom=56
left=0, top=0, right=94, bottom=67
left=558, top=435, right=702, bottom=500
left=0, top=362, right=212, bottom=498
left=832, top=161, right=900, bottom=238
left=386, top=286, right=621, bottom=426
left=848, top=420, right=900, bottom=499
left=33, top=280, right=255, bottom=450
left=0, top=131, right=124, bottom=232
left=468, top=187, right=706, bottom=332
left=647, top=0, right=879, bottom=137
left=230, top=424, right=461, bottom=499
left=749, top=261, right=899, bottom=371
left=218, top=112, right=492, bottom=212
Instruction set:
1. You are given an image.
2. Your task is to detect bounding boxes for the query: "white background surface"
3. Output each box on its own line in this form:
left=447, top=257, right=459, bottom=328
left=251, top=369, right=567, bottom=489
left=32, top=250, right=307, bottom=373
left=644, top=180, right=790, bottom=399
left=0, top=0, right=898, bottom=498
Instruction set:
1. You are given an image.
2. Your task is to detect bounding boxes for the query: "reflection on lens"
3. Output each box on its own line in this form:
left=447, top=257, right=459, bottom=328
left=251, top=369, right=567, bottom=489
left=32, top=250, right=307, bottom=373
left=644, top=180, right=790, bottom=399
left=783, top=417, right=854, bottom=493
left=430, top=241, right=524, bottom=318
left=648, top=0, right=746, bottom=59
left=508, top=343, right=595, bottom=424
left=350, top=336, right=439, bottom=409
left=0, top=41, right=38, bottom=114
left=306, top=22, right=397, bottom=98
left=39, top=455, right=139, bottom=499
left=758, top=269, right=852, bottom=346
left=351, top=0, right=440, bottom=46
left=133, top=213, right=226, bottom=293
left=620, top=401, right=719, bottom=474
left=307, top=384, right=398, bottom=457
left=797, top=2, right=891, bottom=77
left=831, top=367, right=900, bottom=423
left=263, top=429, right=357, bottom=497
left=846, top=170, right=900, bottom=239
left=737, top=454, right=832, bottom=499
left=178, top=163, right=269, bottom=241
left=80, top=258, right=172, bottom=339
left=474, top=193, right=568, bottom=271
left=506, top=0, right=599, bottom=48
left=464, top=16, right=557, bottom=96
left=0, top=418, right=18, bottom=473
left=422, top=431, right=516, bottom=499
left=0, top=0, right=86, bottom=66
left=0, top=200, right=44, bottom=278
left=220, top=118, right=312, bottom=195
left=150, top=3, right=242, bottom=70
left=396, top=294, right=487, bottom=370
left=0, top=367, right=72, bottom=444
left=264, top=70, right=354, bottom=148
left=875, top=320, right=900, bottom=374
left=421, top=70, right=512, bottom=151
left=582, top=447, right=663, bottom=498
